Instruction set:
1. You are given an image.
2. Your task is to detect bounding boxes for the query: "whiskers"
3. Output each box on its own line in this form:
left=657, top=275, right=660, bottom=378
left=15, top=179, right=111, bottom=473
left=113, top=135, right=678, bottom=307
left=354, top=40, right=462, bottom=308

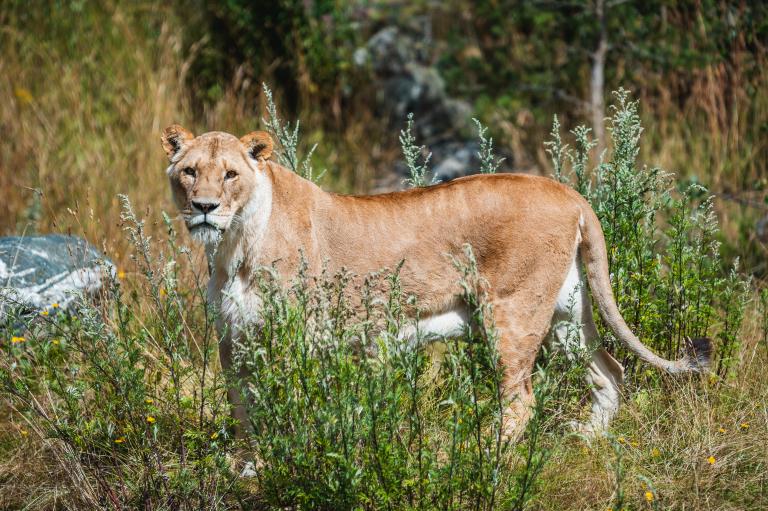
left=228, top=213, right=245, bottom=230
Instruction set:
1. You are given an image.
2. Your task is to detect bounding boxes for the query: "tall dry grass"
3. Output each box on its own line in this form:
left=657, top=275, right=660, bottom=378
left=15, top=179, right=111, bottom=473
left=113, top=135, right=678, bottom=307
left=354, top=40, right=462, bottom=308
left=535, top=296, right=768, bottom=510
left=2, top=2, right=766, bottom=274
left=0, top=2, right=291, bottom=272
left=635, top=56, right=768, bottom=275
left=0, top=3, right=193, bottom=267
left=0, top=2, right=386, bottom=269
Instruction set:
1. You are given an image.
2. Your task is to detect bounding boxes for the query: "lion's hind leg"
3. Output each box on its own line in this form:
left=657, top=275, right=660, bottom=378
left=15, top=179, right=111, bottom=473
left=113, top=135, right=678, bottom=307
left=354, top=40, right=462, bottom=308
left=552, top=258, right=624, bottom=435
left=493, top=300, right=556, bottom=441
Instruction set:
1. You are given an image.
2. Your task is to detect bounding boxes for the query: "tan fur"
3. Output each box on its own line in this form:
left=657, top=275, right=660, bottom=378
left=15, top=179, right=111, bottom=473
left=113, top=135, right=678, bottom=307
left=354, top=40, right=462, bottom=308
left=161, top=127, right=710, bottom=439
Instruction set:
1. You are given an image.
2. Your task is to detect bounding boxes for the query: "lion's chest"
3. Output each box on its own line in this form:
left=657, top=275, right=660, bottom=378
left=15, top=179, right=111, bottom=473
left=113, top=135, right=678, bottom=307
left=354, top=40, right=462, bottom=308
left=209, top=274, right=263, bottom=337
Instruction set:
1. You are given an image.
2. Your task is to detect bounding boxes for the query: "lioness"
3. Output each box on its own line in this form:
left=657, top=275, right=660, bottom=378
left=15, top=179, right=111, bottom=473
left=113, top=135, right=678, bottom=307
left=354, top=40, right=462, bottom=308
left=161, top=125, right=710, bottom=438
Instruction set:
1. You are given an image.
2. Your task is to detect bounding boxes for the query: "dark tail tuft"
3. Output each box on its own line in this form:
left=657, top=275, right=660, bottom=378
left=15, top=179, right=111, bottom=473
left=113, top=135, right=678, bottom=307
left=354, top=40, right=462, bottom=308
left=680, top=336, right=712, bottom=372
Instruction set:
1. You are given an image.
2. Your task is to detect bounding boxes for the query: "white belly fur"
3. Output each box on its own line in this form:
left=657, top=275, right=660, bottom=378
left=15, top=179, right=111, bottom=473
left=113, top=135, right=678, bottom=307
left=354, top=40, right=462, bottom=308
left=554, top=256, right=583, bottom=319
left=399, top=308, right=469, bottom=345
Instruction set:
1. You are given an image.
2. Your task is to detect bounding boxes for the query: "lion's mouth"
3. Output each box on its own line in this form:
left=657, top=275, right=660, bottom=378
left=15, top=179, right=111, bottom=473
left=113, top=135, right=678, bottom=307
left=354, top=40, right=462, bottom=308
left=189, top=222, right=227, bottom=236
left=191, top=221, right=220, bottom=230
left=188, top=214, right=227, bottom=232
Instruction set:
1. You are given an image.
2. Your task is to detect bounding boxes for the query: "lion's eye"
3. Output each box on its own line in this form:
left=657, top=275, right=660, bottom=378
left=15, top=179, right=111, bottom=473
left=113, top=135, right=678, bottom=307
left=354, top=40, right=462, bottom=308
left=225, top=170, right=238, bottom=180
left=182, top=167, right=196, bottom=178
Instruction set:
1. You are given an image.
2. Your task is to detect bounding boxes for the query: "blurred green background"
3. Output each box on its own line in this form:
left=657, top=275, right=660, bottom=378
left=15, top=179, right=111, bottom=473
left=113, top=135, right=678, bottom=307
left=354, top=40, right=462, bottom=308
left=1, top=0, right=766, bottom=274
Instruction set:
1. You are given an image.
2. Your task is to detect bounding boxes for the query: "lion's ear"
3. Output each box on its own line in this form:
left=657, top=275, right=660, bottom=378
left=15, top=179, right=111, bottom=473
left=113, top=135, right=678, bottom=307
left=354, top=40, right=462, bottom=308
left=161, top=124, right=194, bottom=160
left=240, top=131, right=274, bottom=162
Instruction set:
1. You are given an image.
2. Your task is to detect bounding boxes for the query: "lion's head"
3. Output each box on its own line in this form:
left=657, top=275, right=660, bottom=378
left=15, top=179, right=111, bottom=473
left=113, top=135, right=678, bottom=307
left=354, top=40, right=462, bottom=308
left=161, top=125, right=273, bottom=245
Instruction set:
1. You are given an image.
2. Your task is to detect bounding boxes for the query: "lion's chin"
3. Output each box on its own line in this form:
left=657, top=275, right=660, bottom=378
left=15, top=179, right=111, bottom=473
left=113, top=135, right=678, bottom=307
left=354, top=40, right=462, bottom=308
left=189, top=224, right=223, bottom=246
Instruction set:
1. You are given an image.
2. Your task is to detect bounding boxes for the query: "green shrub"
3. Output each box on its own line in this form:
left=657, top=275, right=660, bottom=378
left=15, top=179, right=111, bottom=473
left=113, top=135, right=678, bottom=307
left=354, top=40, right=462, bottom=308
left=548, top=89, right=751, bottom=381
left=229, top=250, right=514, bottom=509
left=1, top=202, right=238, bottom=509
left=0, top=90, right=756, bottom=509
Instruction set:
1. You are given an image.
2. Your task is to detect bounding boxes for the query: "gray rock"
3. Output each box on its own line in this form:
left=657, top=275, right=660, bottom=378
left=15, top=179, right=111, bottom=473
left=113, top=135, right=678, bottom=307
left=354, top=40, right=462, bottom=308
left=432, top=142, right=482, bottom=182
left=365, top=26, right=416, bottom=75
left=0, top=235, right=112, bottom=320
left=360, top=25, right=514, bottom=185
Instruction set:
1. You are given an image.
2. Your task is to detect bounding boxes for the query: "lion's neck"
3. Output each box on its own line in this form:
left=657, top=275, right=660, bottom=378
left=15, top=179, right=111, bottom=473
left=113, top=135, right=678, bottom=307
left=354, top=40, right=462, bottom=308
left=208, top=160, right=276, bottom=284
left=207, top=162, right=323, bottom=288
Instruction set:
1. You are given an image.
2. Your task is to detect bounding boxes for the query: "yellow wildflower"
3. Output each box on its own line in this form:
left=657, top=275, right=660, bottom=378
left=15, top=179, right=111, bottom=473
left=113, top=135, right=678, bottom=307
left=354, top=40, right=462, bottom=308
left=740, top=422, right=749, bottom=430
left=617, top=436, right=626, bottom=444
left=14, top=86, right=33, bottom=105
left=145, top=398, right=154, bottom=405
left=651, top=448, right=661, bottom=457
left=114, top=437, right=126, bottom=444
left=645, top=491, right=654, bottom=503
left=117, top=270, right=126, bottom=280
left=718, top=427, right=726, bottom=433
left=210, top=432, right=219, bottom=440
left=630, top=441, right=639, bottom=448
left=20, top=429, right=29, bottom=437
left=40, top=310, right=49, bottom=316
left=707, top=455, right=716, bottom=465
left=11, top=336, right=25, bottom=344
left=159, top=288, right=167, bottom=297
left=146, top=416, right=156, bottom=424
left=52, top=303, right=59, bottom=308
left=52, top=339, right=60, bottom=345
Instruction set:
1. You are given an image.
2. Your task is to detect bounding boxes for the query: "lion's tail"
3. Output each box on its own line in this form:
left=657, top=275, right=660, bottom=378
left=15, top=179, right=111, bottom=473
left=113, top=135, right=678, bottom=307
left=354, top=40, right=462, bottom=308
left=578, top=200, right=711, bottom=374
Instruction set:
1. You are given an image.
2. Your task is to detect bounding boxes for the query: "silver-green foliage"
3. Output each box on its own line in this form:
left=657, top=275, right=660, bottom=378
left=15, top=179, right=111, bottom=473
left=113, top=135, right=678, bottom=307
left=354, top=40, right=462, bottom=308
left=0, top=198, right=236, bottom=509
left=261, top=82, right=324, bottom=182
left=231, top=247, right=522, bottom=509
left=473, top=118, right=505, bottom=174
left=401, top=115, right=505, bottom=188
left=1, top=90, right=754, bottom=509
left=549, top=88, right=751, bottom=380
left=400, top=112, right=435, bottom=187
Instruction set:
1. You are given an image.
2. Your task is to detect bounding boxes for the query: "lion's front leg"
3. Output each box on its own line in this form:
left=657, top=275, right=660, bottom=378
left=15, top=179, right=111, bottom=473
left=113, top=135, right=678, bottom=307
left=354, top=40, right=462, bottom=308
left=218, top=331, right=253, bottom=440
left=218, top=329, right=261, bottom=478
left=214, top=271, right=266, bottom=440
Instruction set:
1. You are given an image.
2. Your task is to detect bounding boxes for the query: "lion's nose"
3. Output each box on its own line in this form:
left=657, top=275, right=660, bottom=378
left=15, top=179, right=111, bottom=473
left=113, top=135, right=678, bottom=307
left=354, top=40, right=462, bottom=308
left=192, top=199, right=220, bottom=214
